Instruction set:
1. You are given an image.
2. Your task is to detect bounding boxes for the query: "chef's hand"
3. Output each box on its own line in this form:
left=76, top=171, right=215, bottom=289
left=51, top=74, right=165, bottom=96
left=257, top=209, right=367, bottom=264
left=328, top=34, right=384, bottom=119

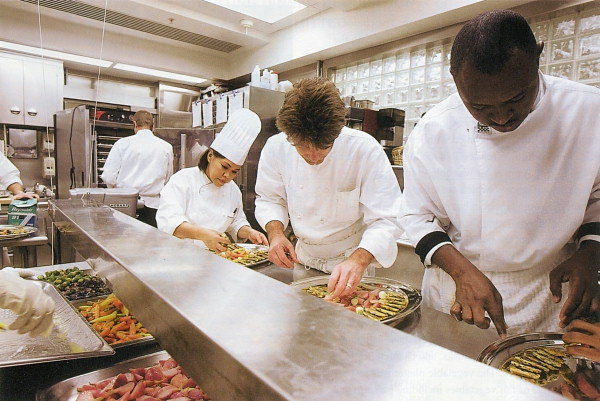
left=265, top=221, right=297, bottom=269
left=12, top=192, right=39, bottom=200
left=563, top=319, right=600, bottom=363
left=326, top=248, right=372, bottom=300
left=237, top=226, right=269, bottom=246
left=200, top=228, right=230, bottom=252
left=432, top=244, right=508, bottom=337
left=549, top=241, right=600, bottom=328
left=268, top=234, right=297, bottom=269
left=0, top=268, right=55, bottom=337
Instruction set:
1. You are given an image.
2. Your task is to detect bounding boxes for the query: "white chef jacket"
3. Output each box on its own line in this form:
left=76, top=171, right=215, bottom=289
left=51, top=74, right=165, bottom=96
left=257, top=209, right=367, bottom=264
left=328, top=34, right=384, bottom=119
left=156, top=167, right=250, bottom=246
left=399, top=73, right=600, bottom=333
left=255, top=127, right=402, bottom=273
left=0, top=153, right=22, bottom=190
left=101, top=129, right=173, bottom=209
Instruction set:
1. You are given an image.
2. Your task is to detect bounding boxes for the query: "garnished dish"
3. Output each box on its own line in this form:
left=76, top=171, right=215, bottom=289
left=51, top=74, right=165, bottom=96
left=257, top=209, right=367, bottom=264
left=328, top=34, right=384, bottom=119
left=211, top=243, right=270, bottom=267
left=37, top=266, right=111, bottom=301
left=77, top=293, right=152, bottom=346
left=500, top=346, right=569, bottom=385
left=479, top=333, right=600, bottom=400
left=75, top=356, right=211, bottom=401
left=0, top=225, right=36, bottom=240
left=303, top=284, right=409, bottom=321
left=292, top=277, right=422, bottom=326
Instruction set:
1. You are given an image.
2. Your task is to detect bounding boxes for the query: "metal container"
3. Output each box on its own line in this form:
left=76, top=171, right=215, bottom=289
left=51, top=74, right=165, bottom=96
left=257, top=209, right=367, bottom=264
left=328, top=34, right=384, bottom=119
left=36, top=350, right=172, bottom=401
left=354, top=99, right=374, bottom=109
left=0, top=281, right=113, bottom=368
left=290, top=276, right=422, bottom=327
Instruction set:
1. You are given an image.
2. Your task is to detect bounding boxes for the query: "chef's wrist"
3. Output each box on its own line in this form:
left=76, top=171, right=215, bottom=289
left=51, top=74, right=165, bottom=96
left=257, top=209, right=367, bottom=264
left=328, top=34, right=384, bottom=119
left=431, top=244, right=475, bottom=281
left=348, top=248, right=373, bottom=270
left=265, top=220, right=285, bottom=241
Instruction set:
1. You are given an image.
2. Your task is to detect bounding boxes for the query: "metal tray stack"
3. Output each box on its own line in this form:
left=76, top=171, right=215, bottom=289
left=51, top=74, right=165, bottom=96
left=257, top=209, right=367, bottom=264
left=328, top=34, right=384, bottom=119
left=0, top=281, right=114, bottom=367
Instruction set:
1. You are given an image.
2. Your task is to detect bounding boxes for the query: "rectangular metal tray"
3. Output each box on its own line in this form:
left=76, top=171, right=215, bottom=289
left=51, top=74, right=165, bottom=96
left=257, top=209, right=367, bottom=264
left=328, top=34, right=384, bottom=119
left=0, top=281, right=114, bottom=367
left=71, top=297, right=156, bottom=349
left=36, top=350, right=170, bottom=401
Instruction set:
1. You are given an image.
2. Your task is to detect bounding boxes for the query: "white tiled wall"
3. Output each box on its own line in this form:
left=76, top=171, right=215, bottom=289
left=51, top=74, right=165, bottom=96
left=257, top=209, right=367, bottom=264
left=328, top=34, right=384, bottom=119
left=330, top=3, right=600, bottom=139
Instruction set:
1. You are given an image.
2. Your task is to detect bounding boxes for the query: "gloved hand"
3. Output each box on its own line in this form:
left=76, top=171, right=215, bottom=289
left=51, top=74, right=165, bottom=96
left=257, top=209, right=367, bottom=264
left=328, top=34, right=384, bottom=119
left=0, top=268, right=55, bottom=337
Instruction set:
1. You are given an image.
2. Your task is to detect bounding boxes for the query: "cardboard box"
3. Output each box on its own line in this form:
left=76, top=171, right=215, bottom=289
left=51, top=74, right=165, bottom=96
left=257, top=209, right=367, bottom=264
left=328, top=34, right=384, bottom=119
left=8, top=198, right=38, bottom=227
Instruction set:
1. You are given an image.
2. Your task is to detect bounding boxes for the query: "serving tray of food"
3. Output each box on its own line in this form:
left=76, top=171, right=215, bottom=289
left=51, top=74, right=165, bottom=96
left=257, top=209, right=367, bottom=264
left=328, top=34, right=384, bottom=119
left=211, top=243, right=270, bottom=267
left=0, top=224, right=36, bottom=240
left=72, top=293, right=155, bottom=349
left=36, top=350, right=212, bottom=401
left=478, top=332, right=600, bottom=400
left=291, top=276, right=422, bottom=326
left=0, top=281, right=114, bottom=367
left=33, top=265, right=112, bottom=301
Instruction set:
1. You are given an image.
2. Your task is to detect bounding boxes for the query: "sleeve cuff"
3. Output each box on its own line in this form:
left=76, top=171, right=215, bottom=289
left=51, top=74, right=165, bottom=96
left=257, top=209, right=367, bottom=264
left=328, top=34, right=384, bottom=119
left=415, top=231, right=452, bottom=264
left=576, top=222, right=600, bottom=241
left=358, top=228, right=398, bottom=268
left=578, top=234, right=600, bottom=245
left=424, top=242, right=453, bottom=266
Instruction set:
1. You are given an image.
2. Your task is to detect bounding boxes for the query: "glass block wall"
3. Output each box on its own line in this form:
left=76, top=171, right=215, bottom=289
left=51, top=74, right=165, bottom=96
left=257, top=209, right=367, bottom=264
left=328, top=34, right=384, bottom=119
left=330, top=3, right=600, bottom=139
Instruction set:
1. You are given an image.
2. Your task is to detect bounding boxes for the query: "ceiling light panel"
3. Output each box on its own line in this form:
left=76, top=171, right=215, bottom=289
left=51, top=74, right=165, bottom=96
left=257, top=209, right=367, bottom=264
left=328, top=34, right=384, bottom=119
left=113, top=63, right=206, bottom=84
left=204, top=0, right=306, bottom=23
left=0, top=40, right=112, bottom=67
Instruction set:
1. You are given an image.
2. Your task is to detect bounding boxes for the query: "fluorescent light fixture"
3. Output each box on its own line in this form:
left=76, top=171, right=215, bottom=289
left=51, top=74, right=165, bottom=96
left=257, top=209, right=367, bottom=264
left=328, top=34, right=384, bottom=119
left=204, top=0, right=305, bottom=23
left=113, top=63, right=206, bottom=85
left=0, top=41, right=112, bottom=67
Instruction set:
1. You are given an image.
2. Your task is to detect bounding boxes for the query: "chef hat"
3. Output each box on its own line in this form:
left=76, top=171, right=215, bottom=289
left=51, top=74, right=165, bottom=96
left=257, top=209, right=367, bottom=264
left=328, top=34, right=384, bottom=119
left=211, top=109, right=261, bottom=165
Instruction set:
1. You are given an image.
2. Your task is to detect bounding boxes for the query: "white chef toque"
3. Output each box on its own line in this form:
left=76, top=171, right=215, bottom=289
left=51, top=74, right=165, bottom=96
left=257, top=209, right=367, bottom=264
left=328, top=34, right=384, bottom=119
left=211, top=109, right=262, bottom=165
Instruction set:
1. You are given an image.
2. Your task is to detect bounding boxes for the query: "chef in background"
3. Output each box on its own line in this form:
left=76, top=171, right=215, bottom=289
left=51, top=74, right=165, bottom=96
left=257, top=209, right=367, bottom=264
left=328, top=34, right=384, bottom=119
left=399, top=10, right=600, bottom=336
left=101, top=110, right=174, bottom=227
left=255, top=77, right=402, bottom=298
left=157, top=109, right=268, bottom=251
left=0, top=152, right=38, bottom=200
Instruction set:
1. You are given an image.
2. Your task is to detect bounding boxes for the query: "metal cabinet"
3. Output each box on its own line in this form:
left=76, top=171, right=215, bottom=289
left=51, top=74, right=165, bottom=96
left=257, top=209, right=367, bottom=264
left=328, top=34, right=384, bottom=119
left=0, top=53, right=63, bottom=126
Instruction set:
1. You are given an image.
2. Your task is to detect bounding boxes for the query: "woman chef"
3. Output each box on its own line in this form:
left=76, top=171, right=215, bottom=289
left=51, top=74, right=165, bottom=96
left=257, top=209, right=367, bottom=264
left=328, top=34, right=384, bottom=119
left=156, top=109, right=268, bottom=251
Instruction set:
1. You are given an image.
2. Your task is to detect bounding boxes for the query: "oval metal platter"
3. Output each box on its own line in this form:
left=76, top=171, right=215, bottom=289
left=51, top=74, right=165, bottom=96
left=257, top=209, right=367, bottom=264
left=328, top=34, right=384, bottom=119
left=291, top=276, right=422, bottom=326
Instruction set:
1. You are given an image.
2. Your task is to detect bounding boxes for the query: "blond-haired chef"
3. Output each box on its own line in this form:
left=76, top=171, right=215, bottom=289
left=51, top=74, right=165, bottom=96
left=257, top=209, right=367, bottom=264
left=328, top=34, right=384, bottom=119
left=157, top=109, right=268, bottom=251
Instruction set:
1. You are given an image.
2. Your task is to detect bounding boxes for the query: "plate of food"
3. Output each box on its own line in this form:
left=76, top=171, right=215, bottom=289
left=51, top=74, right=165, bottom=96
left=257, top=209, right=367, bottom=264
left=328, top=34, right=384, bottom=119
left=33, top=266, right=112, bottom=301
left=0, top=225, right=36, bottom=240
left=291, top=276, right=422, bottom=326
left=478, top=332, right=600, bottom=400
left=211, top=243, right=270, bottom=267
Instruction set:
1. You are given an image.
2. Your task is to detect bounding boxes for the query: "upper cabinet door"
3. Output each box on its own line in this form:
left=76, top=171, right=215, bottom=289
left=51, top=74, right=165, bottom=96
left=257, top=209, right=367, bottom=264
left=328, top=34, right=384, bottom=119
left=23, top=59, right=63, bottom=127
left=0, top=56, right=25, bottom=125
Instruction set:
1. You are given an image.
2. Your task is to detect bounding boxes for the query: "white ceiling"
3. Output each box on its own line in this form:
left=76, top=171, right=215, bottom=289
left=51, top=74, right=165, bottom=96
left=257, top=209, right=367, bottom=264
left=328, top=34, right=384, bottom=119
left=0, top=0, right=575, bottom=85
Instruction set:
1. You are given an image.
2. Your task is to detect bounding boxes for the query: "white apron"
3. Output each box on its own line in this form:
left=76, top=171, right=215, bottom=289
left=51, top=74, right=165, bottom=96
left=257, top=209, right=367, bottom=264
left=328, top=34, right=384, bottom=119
left=293, top=219, right=381, bottom=280
left=422, top=261, right=568, bottom=334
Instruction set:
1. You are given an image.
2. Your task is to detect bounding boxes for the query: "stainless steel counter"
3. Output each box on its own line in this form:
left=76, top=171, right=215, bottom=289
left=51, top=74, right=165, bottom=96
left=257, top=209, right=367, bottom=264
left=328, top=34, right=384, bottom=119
left=43, top=199, right=566, bottom=401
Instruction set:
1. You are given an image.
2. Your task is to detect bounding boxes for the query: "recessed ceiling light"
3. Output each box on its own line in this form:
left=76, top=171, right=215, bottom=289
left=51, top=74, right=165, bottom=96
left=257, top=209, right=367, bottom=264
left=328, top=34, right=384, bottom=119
left=204, top=0, right=306, bottom=24
left=113, top=63, right=206, bottom=85
left=0, top=41, right=112, bottom=67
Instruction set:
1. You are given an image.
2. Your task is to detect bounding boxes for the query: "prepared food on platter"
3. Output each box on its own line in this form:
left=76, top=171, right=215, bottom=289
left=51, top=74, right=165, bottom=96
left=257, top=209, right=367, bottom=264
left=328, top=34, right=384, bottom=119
left=501, top=345, right=600, bottom=400
left=210, top=243, right=269, bottom=266
left=302, top=284, right=409, bottom=321
left=38, top=266, right=111, bottom=300
left=0, top=226, right=31, bottom=236
left=78, top=293, right=151, bottom=345
left=76, top=357, right=211, bottom=401
left=501, top=346, right=569, bottom=385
